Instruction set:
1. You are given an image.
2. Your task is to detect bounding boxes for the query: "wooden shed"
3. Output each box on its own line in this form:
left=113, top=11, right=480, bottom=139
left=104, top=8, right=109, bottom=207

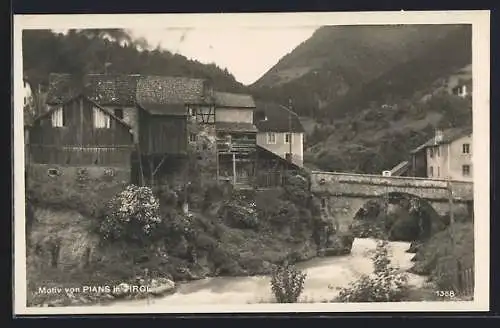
left=29, top=94, right=134, bottom=166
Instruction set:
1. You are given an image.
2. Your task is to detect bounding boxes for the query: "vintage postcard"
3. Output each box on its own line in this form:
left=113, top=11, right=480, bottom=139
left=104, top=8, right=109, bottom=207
left=13, top=11, right=490, bottom=315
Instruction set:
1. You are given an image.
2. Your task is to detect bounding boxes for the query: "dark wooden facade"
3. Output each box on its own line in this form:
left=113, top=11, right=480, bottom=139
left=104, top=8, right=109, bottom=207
left=216, top=131, right=257, bottom=186
left=139, top=110, right=188, bottom=156
left=254, top=145, right=300, bottom=188
left=29, top=95, right=134, bottom=165
left=410, top=151, right=428, bottom=177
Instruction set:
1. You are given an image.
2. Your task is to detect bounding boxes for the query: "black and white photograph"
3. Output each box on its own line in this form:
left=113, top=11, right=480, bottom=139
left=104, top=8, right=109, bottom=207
left=13, top=11, right=490, bottom=314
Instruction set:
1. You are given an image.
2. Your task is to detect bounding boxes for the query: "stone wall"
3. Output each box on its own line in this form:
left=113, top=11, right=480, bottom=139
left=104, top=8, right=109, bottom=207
left=27, top=164, right=131, bottom=194
left=310, top=171, right=473, bottom=202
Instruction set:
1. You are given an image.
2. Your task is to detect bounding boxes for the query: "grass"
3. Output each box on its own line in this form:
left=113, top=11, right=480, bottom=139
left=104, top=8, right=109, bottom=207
left=409, top=221, right=474, bottom=297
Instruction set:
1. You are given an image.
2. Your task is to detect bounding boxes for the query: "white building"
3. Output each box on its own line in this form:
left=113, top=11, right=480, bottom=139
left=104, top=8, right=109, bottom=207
left=254, top=101, right=305, bottom=167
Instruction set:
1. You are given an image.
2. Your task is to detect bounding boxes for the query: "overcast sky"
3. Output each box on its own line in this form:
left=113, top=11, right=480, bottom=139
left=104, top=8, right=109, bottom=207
left=127, top=27, right=318, bottom=85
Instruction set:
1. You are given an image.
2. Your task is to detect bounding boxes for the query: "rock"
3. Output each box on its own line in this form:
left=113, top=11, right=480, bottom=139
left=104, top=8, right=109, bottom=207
left=406, top=242, right=422, bottom=253
left=148, top=278, right=176, bottom=296
left=324, top=231, right=354, bottom=256
left=112, top=282, right=131, bottom=298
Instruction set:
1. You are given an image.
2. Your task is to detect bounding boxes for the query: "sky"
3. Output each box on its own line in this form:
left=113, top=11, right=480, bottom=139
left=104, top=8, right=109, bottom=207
left=126, top=27, right=318, bottom=85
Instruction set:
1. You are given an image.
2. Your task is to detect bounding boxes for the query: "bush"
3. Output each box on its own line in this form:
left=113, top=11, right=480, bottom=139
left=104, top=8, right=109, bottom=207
left=270, top=263, right=307, bottom=303
left=99, top=185, right=162, bottom=244
left=335, top=240, right=410, bottom=302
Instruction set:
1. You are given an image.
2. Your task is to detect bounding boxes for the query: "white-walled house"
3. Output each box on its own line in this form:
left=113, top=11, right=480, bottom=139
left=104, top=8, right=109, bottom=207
left=254, top=101, right=305, bottom=167
left=408, top=127, right=473, bottom=182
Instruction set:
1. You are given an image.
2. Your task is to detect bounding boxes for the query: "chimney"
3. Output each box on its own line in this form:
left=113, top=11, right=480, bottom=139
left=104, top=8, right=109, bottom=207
left=434, top=129, right=444, bottom=144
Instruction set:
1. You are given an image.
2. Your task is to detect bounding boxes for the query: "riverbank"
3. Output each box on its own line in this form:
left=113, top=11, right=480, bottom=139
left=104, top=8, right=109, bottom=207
left=93, top=238, right=428, bottom=307
left=26, top=173, right=355, bottom=307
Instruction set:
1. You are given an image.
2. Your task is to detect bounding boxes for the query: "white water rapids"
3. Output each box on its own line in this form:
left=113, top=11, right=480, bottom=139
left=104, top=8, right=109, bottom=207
left=99, top=238, right=426, bottom=306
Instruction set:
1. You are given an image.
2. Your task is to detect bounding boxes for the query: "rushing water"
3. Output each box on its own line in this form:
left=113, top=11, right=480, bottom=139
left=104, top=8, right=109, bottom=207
left=102, top=238, right=426, bottom=306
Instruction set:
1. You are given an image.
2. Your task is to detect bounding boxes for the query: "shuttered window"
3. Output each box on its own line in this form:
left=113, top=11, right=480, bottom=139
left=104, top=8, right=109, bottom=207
left=51, top=107, right=64, bottom=127
left=93, top=107, right=111, bottom=128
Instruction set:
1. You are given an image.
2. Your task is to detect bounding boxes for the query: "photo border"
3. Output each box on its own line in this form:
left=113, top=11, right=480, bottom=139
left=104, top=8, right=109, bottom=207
left=12, top=10, right=491, bottom=315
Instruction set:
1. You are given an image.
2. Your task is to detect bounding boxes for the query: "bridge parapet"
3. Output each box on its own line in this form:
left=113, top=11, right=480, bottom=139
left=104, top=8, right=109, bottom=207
left=310, top=171, right=473, bottom=202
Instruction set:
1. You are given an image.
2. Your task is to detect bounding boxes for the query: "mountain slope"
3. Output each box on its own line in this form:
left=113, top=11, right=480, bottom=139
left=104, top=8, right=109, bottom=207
left=251, top=24, right=472, bottom=174
left=250, top=24, right=469, bottom=118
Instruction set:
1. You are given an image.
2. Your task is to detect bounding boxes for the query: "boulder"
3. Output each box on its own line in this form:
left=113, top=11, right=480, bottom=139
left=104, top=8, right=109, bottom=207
left=324, top=231, right=354, bottom=256
left=148, top=278, right=176, bottom=297
left=406, top=242, right=422, bottom=253
left=112, top=282, right=131, bottom=298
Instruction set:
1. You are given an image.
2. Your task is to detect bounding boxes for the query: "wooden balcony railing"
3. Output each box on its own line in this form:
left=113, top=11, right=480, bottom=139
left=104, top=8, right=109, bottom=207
left=217, top=139, right=256, bottom=153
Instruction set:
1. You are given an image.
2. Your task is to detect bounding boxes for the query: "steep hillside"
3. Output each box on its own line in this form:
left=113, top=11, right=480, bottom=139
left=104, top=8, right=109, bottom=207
left=251, top=24, right=466, bottom=117
left=251, top=24, right=472, bottom=174
left=22, top=29, right=246, bottom=106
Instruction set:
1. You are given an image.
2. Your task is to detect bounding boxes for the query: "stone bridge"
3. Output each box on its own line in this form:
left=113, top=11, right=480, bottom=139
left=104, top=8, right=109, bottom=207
left=309, top=171, right=474, bottom=230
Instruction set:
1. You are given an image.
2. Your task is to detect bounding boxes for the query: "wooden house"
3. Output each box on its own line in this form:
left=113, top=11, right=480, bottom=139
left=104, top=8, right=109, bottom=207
left=29, top=94, right=134, bottom=167
left=135, top=76, right=216, bottom=185
left=214, top=91, right=258, bottom=186
left=38, top=73, right=217, bottom=186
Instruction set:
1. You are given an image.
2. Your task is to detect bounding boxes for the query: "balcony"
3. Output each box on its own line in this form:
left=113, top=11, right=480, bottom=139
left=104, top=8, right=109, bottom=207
left=217, top=139, right=256, bottom=154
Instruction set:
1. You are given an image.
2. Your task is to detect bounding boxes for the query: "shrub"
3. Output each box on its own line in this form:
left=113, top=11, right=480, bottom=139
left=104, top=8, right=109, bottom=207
left=99, top=185, right=162, bottom=244
left=270, top=263, right=307, bottom=303
left=335, top=240, right=409, bottom=302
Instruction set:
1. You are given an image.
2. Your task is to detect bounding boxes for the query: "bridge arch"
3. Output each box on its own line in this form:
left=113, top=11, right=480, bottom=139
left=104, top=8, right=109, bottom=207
left=318, top=191, right=469, bottom=241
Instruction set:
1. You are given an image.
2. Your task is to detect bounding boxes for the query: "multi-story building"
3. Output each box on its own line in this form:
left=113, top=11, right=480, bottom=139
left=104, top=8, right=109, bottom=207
left=214, top=91, right=258, bottom=186
left=409, top=127, right=473, bottom=181
left=254, top=101, right=305, bottom=168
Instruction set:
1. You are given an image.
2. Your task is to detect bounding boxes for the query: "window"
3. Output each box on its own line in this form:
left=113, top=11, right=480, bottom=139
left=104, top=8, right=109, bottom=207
left=51, top=107, right=64, bottom=127
left=93, top=107, right=111, bottom=128
left=429, top=166, right=434, bottom=177
left=462, top=165, right=471, bottom=176
left=437, top=166, right=440, bottom=177
left=267, top=132, right=276, bottom=144
left=114, top=108, right=124, bottom=119
left=285, top=133, right=292, bottom=144
left=436, top=147, right=440, bottom=157
left=320, top=198, right=327, bottom=209
left=463, top=143, right=470, bottom=154
left=429, top=148, right=434, bottom=158
left=189, top=133, right=197, bottom=143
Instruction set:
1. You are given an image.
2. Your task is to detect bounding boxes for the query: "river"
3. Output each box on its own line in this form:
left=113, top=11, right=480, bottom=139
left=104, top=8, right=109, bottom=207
left=102, top=238, right=426, bottom=306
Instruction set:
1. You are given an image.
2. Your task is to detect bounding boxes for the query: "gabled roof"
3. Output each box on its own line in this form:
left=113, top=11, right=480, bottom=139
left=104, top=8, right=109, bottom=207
left=214, top=92, right=256, bottom=108
left=216, top=122, right=258, bottom=133
left=46, top=73, right=140, bottom=106
left=410, top=127, right=472, bottom=154
left=253, top=101, right=305, bottom=133
left=136, top=76, right=208, bottom=111
left=33, top=93, right=132, bottom=129
left=46, top=73, right=212, bottom=115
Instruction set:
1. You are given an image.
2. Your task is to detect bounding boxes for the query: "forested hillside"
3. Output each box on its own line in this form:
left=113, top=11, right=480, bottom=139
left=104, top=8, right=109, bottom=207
left=251, top=24, right=472, bottom=174
left=22, top=29, right=246, bottom=98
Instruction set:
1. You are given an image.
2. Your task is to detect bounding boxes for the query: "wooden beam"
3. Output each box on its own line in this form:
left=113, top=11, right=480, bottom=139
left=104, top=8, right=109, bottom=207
left=152, top=154, right=167, bottom=177
left=232, top=153, right=236, bottom=185
left=149, top=157, right=155, bottom=186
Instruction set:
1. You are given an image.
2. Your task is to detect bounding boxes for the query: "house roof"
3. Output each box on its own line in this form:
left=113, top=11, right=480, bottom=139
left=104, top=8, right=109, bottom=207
left=214, top=92, right=256, bottom=108
left=34, top=94, right=133, bottom=129
left=46, top=73, right=140, bottom=106
left=136, top=75, right=208, bottom=108
left=410, top=127, right=472, bottom=154
left=253, top=101, right=305, bottom=133
left=216, top=122, right=258, bottom=133
left=389, top=161, right=409, bottom=176
left=137, top=103, right=187, bottom=116
left=46, top=73, right=211, bottom=116
left=256, top=145, right=301, bottom=170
